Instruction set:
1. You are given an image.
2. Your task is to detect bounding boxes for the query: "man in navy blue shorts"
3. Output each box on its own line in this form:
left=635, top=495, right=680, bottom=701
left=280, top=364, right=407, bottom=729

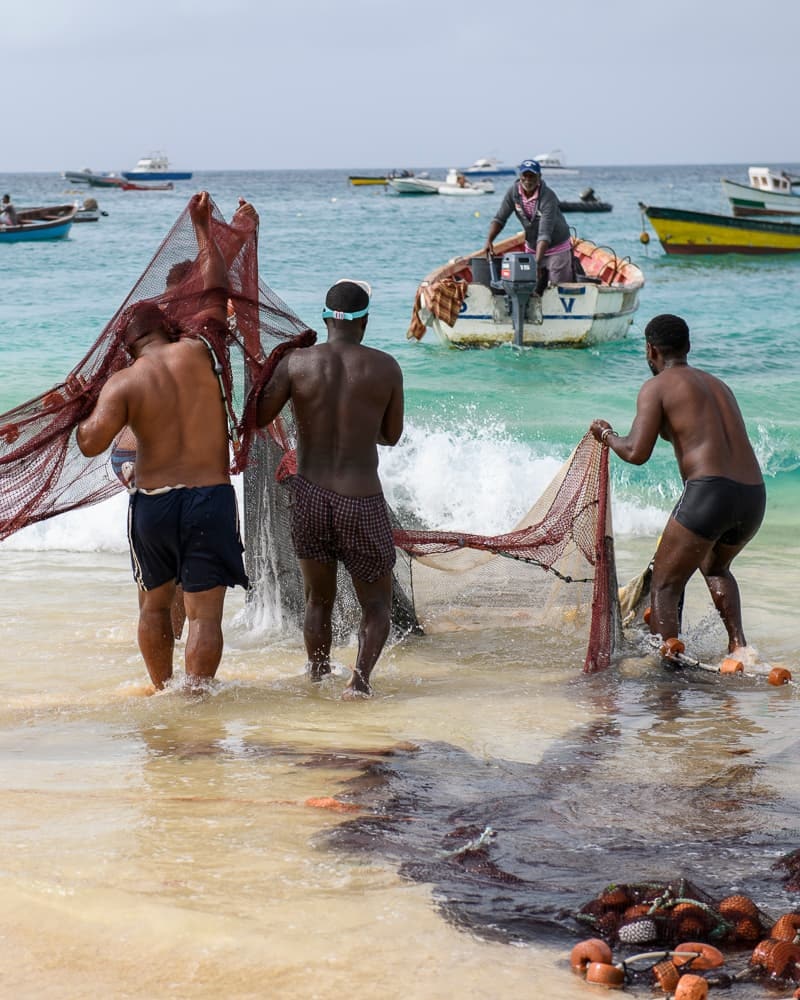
left=256, top=279, right=404, bottom=698
left=77, top=192, right=256, bottom=690
left=590, top=313, right=765, bottom=656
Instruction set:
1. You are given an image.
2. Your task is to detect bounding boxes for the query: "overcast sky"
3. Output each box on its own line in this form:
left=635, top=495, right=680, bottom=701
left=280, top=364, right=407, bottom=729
left=4, top=0, right=797, bottom=172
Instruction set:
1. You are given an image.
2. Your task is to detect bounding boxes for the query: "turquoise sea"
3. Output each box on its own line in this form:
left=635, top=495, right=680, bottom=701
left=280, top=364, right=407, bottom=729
left=1, top=165, right=799, bottom=999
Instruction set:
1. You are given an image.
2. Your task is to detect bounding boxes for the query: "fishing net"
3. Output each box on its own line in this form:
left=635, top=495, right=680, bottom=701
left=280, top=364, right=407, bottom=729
left=576, top=879, right=774, bottom=948
left=245, top=431, right=622, bottom=673
left=0, top=194, right=314, bottom=540
left=0, top=193, right=621, bottom=673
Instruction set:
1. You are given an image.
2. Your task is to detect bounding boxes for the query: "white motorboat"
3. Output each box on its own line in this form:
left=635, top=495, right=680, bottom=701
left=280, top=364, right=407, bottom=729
left=387, top=175, right=441, bottom=195
left=437, top=169, right=494, bottom=196
left=122, top=153, right=192, bottom=181
left=721, top=167, right=800, bottom=217
left=460, top=157, right=515, bottom=177
left=407, top=230, right=643, bottom=348
left=534, top=150, right=579, bottom=175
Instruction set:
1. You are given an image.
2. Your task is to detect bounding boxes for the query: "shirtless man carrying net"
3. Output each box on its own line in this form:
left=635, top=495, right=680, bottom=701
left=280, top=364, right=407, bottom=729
left=76, top=192, right=255, bottom=690
left=256, top=279, right=404, bottom=698
left=590, top=313, right=765, bottom=657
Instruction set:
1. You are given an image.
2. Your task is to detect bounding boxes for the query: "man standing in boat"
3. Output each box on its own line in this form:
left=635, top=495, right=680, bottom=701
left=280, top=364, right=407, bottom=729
left=483, top=159, right=573, bottom=285
left=590, top=313, right=765, bottom=658
left=255, top=279, right=404, bottom=699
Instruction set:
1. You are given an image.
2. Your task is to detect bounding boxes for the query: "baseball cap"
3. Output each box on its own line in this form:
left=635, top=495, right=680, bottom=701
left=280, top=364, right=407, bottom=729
left=517, top=159, right=541, bottom=175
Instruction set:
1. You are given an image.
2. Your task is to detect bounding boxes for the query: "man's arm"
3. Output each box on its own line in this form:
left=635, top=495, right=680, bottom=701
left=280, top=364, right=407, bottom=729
left=590, top=380, right=663, bottom=466
left=255, top=355, right=292, bottom=428
left=76, top=375, right=129, bottom=457
left=378, top=362, right=404, bottom=446
left=484, top=188, right=515, bottom=253
left=189, top=191, right=229, bottom=323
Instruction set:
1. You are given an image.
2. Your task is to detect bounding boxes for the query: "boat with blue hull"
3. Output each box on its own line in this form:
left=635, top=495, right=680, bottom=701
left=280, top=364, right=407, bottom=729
left=122, top=153, right=192, bottom=181
left=0, top=204, right=77, bottom=243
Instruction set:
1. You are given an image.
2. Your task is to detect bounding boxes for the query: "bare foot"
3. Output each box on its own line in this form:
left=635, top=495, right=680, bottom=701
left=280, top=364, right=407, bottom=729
left=343, top=669, right=372, bottom=699
left=308, top=661, right=332, bottom=683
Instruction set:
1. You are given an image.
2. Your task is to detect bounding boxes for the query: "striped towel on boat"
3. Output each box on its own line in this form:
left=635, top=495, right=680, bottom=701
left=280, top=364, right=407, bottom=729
left=407, top=277, right=469, bottom=341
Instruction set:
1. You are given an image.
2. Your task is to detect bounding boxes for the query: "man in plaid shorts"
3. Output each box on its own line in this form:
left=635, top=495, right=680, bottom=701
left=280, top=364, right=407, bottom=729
left=256, top=279, right=404, bottom=697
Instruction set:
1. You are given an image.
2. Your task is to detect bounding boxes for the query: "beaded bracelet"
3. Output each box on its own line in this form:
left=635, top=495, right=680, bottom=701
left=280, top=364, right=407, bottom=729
left=600, top=427, right=615, bottom=444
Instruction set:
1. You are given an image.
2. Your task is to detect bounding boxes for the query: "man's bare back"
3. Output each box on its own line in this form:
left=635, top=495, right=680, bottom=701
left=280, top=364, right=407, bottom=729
left=639, top=364, right=762, bottom=485
left=283, top=340, right=403, bottom=496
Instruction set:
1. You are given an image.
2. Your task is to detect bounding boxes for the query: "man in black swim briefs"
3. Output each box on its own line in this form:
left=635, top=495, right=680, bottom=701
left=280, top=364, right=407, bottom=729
left=77, top=192, right=258, bottom=690
left=256, top=279, right=404, bottom=698
left=590, top=313, right=765, bottom=655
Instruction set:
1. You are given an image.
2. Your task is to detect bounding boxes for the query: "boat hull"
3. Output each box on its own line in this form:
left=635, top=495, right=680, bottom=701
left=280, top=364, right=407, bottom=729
left=121, top=171, right=192, bottom=181
left=349, top=176, right=388, bottom=186
left=721, top=177, right=800, bottom=217
left=408, top=231, right=644, bottom=348
left=387, top=178, right=440, bottom=195
left=642, top=204, right=800, bottom=254
left=0, top=205, right=76, bottom=242
left=432, top=282, right=639, bottom=347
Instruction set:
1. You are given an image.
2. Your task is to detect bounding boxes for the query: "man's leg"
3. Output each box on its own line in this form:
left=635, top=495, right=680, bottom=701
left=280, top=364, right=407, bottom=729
left=650, top=516, right=713, bottom=644
left=298, top=559, right=338, bottom=680
left=137, top=581, right=177, bottom=689
left=182, top=586, right=227, bottom=688
left=344, top=572, right=393, bottom=698
left=700, top=540, right=750, bottom=652
left=171, top=585, right=187, bottom=640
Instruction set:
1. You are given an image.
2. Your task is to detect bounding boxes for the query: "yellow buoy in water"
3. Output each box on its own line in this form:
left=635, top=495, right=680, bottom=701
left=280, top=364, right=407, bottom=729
left=474, top=210, right=480, bottom=218
left=640, top=231, right=650, bottom=244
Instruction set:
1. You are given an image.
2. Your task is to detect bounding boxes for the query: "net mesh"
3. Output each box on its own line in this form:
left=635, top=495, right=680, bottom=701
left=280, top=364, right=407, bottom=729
left=0, top=194, right=621, bottom=673
left=0, top=195, right=314, bottom=540
left=244, top=431, right=621, bottom=673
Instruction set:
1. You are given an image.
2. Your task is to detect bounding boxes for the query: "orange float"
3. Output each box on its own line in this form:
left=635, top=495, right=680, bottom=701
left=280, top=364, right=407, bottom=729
left=660, top=637, right=685, bottom=657
left=759, top=940, right=800, bottom=978
left=652, top=958, right=680, bottom=992
left=674, top=974, right=709, bottom=1000
left=720, top=657, right=744, bottom=674
left=751, top=937, right=783, bottom=968
left=672, top=942, right=724, bottom=970
left=585, top=961, right=624, bottom=988
left=771, top=913, right=800, bottom=941
left=718, top=894, right=760, bottom=920
left=569, top=937, right=613, bottom=973
left=768, top=666, right=793, bottom=686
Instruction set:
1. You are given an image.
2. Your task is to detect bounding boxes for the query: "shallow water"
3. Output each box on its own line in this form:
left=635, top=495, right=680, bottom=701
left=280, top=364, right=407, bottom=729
left=1, top=165, right=799, bottom=998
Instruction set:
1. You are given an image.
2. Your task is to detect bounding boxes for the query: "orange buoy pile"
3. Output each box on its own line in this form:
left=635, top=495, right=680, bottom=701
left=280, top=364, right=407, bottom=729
left=570, top=905, right=800, bottom=994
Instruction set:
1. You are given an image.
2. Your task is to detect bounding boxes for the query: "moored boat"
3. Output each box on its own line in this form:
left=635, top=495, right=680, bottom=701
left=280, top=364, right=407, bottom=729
left=387, top=175, right=441, bottom=195
left=63, top=169, right=125, bottom=188
left=0, top=204, right=77, bottom=242
left=348, top=170, right=414, bottom=186
left=437, top=169, right=494, bottom=196
left=534, top=150, right=579, bottom=175
left=406, top=230, right=643, bottom=348
left=640, top=202, right=800, bottom=254
left=460, top=157, right=516, bottom=177
left=721, top=167, right=800, bottom=217
left=122, top=153, right=192, bottom=181
left=558, top=187, right=612, bottom=213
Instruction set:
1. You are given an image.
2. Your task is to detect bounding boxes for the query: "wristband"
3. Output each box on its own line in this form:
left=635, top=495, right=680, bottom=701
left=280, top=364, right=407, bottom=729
left=600, top=427, right=615, bottom=444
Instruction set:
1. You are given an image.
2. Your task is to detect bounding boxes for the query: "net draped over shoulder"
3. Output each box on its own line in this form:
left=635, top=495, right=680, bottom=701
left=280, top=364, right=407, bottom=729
left=0, top=195, right=315, bottom=541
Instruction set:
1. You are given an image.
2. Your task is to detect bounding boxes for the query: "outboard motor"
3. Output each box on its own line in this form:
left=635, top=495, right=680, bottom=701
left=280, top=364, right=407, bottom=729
left=489, top=252, right=540, bottom=346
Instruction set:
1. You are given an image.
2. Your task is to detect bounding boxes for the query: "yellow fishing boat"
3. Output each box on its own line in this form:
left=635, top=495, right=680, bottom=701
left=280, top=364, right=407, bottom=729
left=641, top=203, right=800, bottom=255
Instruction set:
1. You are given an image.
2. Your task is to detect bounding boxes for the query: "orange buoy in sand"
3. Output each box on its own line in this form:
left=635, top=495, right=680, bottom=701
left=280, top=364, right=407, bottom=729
left=570, top=938, right=613, bottom=973
left=652, top=958, right=680, bottom=992
left=771, top=913, right=800, bottom=941
left=674, top=974, right=709, bottom=1000
left=585, top=961, right=625, bottom=988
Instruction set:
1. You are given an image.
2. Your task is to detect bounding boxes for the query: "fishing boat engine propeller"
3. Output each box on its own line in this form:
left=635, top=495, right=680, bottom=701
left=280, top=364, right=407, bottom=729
left=489, top=252, right=542, bottom=346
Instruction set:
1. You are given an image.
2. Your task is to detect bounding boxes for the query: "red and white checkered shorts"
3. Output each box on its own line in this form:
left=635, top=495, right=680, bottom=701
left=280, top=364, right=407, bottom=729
left=291, top=476, right=396, bottom=583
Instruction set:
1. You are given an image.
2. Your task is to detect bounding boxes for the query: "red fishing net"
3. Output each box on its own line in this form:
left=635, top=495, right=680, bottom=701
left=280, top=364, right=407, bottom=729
left=1, top=196, right=621, bottom=673
left=0, top=195, right=314, bottom=540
